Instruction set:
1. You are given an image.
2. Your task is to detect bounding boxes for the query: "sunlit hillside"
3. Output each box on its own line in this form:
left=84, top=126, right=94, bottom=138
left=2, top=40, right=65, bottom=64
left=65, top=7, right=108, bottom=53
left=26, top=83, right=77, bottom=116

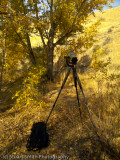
left=89, top=6, right=120, bottom=75
left=54, top=6, right=120, bottom=93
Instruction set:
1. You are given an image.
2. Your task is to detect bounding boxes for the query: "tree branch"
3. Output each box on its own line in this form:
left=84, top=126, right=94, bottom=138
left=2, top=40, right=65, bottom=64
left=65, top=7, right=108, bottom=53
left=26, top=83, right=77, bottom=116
left=44, top=29, right=49, bottom=40
left=71, top=0, right=87, bottom=29
left=52, top=0, right=87, bottom=49
left=37, top=27, right=46, bottom=47
left=53, top=30, right=73, bottom=48
left=48, top=0, right=53, bottom=40
left=34, top=1, right=46, bottom=48
left=12, top=23, right=27, bottom=48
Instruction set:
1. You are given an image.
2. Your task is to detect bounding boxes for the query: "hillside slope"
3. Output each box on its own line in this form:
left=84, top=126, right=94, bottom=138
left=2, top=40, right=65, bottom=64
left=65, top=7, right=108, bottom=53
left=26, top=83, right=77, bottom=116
left=89, top=6, right=120, bottom=74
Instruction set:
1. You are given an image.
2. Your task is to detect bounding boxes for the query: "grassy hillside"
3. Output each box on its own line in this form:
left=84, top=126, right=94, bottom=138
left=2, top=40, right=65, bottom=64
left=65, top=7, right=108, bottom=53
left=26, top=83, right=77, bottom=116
left=72, top=6, right=120, bottom=93
left=0, top=7, right=120, bottom=160
left=90, top=6, right=120, bottom=74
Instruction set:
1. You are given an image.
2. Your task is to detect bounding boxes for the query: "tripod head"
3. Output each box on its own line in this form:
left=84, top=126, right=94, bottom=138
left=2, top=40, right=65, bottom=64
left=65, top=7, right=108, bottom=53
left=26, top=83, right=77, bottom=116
left=64, top=50, right=78, bottom=67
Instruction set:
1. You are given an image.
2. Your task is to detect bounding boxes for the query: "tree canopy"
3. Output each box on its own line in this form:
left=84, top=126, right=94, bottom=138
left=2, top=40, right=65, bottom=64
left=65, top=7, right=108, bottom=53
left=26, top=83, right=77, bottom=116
left=0, top=0, right=115, bottom=81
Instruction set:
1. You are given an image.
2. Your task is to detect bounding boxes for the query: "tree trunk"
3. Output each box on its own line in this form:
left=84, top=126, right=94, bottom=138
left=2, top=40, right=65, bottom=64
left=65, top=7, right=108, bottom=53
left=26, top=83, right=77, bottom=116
left=0, top=50, right=4, bottom=92
left=47, top=46, right=54, bottom=81
left=25, top=28, right=36, bottom=65
left=21, top=0, right=36, bottom=65
left=47, top=26, right=54, bottom=81
left=46, top=0, right=54, bottom=81
left=0, top=33, right=6, bottom=92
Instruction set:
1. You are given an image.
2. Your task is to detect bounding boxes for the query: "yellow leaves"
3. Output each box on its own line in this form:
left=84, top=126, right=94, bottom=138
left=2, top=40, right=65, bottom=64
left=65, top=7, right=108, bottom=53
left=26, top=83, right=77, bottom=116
left=97, top=132, right=101, bottom=136
left=29, top=1, right=35, bottom=6
left=76, top=20, right=101, bottom=49
left=53, top=115, right=57, bottom=119
left=54, top=1, right=77, bottom=31
left=12, top=65, right=47, bottom=111
left=42, top=2, right=48, bottom=9
left=91, top=44, right=111, bottom=77
left=91, top=60, right=101, bottom=70
left=43, top=3, right=46, bottom=7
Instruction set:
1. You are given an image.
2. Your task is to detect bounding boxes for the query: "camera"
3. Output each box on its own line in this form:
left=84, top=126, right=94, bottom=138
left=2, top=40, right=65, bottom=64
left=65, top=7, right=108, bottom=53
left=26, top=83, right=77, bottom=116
left=65, top=50, right=78, bottom=66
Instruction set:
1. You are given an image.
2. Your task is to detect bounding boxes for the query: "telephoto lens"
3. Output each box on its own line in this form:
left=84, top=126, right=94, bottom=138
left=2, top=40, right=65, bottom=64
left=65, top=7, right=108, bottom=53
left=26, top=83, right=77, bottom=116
left=68, top=50, right=78, bottom=65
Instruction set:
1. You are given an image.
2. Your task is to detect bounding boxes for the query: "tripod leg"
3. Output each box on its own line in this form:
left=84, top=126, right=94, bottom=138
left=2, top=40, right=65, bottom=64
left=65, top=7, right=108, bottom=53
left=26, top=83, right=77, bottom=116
left=72, top=67, right=82, bottom=120
left=76, top=72, right=97, bottom=128
left=76, top=72, right=87, bottom=105
left=46, top=67, right=71, bottom=124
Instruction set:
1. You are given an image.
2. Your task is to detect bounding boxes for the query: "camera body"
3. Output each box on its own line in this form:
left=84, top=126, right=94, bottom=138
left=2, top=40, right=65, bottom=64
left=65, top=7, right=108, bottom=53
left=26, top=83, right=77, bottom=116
left=65, top=50, right=78, bottom=66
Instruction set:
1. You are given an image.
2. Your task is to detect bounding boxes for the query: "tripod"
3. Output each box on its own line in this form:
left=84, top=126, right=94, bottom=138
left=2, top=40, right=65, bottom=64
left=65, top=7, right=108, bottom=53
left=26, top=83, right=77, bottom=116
left=46, top=64, right=86, bottom=125
left=26, top=58, right=98, bottom=151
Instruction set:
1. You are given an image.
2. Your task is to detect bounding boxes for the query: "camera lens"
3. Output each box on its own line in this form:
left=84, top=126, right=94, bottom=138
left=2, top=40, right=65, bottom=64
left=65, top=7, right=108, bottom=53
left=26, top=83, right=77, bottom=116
left=68, top=50, right=78, bottom=65
left=72, top=57, right=78, bottom=64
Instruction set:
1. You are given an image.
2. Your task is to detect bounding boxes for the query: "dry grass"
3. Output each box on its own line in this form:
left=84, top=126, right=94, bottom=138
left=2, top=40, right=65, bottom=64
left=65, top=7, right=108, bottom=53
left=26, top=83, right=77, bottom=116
left=0, top=78, right=120, bottom=159
left=89, top=6, right=120, bottom=75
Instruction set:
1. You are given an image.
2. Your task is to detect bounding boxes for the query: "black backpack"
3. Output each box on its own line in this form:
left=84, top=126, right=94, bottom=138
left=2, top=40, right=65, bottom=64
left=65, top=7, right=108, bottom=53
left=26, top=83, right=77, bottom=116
left=26, top=122, right=50, bottom=151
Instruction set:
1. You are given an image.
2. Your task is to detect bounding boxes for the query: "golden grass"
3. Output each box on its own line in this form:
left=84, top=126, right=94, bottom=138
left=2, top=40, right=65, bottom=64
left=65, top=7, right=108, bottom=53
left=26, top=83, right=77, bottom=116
left=80, top=7, right=120, bottom=84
